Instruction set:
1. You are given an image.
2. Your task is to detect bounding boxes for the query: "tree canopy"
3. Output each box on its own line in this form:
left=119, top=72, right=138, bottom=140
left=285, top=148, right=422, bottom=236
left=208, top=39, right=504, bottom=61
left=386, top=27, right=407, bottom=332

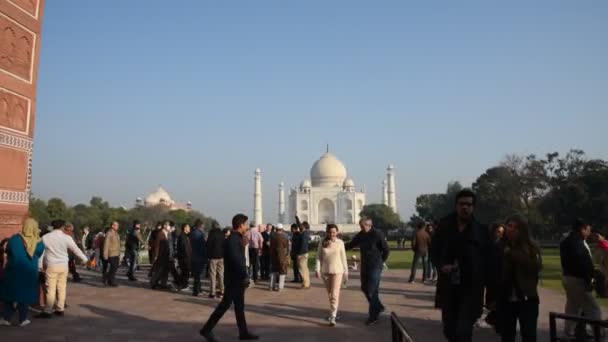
left=413, top=150, right=608, bottom=239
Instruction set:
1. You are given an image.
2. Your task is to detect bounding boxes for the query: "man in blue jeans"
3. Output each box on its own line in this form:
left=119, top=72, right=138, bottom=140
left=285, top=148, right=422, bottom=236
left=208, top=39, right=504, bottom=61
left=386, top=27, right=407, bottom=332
left=408, top=221, right=431, bottom=283
left=345, top=216, right=390, bottom=325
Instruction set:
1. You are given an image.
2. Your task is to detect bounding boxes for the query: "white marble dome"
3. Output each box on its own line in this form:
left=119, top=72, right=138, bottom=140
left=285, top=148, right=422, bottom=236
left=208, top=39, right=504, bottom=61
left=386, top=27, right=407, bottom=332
left=310, top=152, right=347, bottom=187
left=343, top=178, right=355, bottom=188
left=145, top=187, right=174, bottom=206
left=300, top=179, right=312, bottom=188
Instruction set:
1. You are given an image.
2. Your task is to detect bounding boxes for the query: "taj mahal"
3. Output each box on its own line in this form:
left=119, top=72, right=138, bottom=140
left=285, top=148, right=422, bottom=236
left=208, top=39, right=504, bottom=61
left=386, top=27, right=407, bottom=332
left=253, top=150, right=397, bottom=233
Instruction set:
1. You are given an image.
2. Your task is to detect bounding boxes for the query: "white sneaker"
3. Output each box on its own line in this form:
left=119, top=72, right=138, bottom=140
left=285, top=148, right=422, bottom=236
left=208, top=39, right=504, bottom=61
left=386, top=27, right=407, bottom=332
left=0, top=318, right=11, bottom=326
left=329, top=316, right=336, bottom=327
left=19, top=319, right=31, bottom=327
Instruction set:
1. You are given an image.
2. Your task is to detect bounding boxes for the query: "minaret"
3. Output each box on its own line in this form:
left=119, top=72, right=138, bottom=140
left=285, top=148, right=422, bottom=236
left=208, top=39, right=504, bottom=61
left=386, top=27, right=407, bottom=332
left=254, top=168, right=263, bottom=225
left=382, top=180, right=388, bottom=206
left=387, top=165, right=397, bottom=213
left=278, top=182, right=285, bottom=223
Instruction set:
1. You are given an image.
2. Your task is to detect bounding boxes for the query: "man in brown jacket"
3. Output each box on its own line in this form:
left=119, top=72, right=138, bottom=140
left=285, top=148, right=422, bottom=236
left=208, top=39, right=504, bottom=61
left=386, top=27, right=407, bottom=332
left=103, top=221, right=121, bottom=287
left=409, top=221, right=431, bottom=283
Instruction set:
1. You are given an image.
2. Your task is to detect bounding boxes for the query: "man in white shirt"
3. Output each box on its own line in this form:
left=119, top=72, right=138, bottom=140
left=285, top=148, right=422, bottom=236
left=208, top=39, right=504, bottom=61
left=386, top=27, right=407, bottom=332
left=36, top=220, right=88, bottom=318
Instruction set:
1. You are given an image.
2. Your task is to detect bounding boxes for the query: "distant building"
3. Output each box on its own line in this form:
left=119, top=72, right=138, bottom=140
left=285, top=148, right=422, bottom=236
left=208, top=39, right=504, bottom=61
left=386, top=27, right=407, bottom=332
left=136, top=187, right=192, bottom=211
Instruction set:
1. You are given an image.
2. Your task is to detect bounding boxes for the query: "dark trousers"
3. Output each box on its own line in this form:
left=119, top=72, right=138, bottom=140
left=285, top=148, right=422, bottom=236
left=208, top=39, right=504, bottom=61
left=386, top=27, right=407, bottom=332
left=150, top=259, right=180, bottom=288
left=125, top=249, right=138, bottom=277
left=409, top=252, right=429, bottom=282
left=102, top=258, right=109, bottom=283
left=192, top=259, right=208, bottom=294
left=2, top=302, right=28, bottom=323
left=361, top=266, right=384, bottom=319
left=248, top=249, right=260, bottom=281
left=442, top=286, right=476, bottom=342
left=499, top=300, right=538, bottom=342
left=202, top=282, right=248, bottom=336
left=68, top=255, right=80, bottom=280
left=177, top=259, right=191, bottom=289
left=260, top=252, right=270, bottom=280
left=291, top=255, right=301, bottom=281
left=105, top=256, right=119, bottom=285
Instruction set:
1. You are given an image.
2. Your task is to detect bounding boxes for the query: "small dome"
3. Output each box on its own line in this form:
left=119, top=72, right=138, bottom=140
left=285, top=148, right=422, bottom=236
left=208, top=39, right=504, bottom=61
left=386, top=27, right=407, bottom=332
left=310, top=152, right=347, bottom=187
left=300, top=179, right=312, bottom=188
left=145, top=187, right=174, bottom=206
left=343, top=178, right=355, bottom=188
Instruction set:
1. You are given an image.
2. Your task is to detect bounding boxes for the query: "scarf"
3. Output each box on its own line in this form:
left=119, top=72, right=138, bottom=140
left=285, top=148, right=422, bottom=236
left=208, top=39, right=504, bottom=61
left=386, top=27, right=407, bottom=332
left=20, top=218, right=40, bottom=258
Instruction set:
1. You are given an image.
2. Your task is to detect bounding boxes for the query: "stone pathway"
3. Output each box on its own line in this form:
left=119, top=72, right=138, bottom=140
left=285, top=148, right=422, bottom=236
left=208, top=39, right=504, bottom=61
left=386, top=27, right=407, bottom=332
left=0, top=267, right=576, bottom=341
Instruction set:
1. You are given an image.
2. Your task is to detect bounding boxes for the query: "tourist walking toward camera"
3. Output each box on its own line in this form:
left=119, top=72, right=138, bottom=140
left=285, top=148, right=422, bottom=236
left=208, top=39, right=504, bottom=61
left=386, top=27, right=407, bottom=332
left=498, top=215, right=542, bottom=342
left=315, top=224, right=348, bottom=326
left=435, top=189, right=494, bottom=342
left=345, top=217, right=390, bottom=325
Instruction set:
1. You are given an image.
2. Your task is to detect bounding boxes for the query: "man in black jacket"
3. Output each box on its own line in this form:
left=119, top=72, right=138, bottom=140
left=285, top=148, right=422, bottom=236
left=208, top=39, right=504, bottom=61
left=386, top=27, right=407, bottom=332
left=125, top=220, right=144, bottom=281
left=260, top=223, right=272, bottom=281
left=190, top=219, right=207, bottom=296
left=434, top=189, right=493, bottom=342
left=560, top=218, right=601, bottom=337
left=206, top=223, right=225, bottom=298
left=345, top=216, right=390, bottom=325
left=200, top=214, right=259, bottom=342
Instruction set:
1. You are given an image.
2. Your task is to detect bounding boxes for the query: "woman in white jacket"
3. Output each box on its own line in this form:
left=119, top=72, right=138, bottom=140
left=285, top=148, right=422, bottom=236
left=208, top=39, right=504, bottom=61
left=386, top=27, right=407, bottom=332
left=315, top=224, right=348, bottom=326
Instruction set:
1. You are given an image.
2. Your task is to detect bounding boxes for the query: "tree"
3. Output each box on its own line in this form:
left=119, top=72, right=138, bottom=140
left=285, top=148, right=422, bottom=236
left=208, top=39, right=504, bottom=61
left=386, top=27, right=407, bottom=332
left=413, top=181, right=463, bottom=221
left=359, top=204, right=401, bottom=232
left=29, top=197, right=50, bottom=228
left=472, top=166, right=522, bottom=223
left=46, top=198, right=73, bottom=222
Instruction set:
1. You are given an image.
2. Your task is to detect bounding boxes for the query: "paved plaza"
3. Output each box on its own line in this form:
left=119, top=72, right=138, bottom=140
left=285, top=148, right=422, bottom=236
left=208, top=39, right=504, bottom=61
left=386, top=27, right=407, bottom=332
left=1, top=267, right=577, bottom=341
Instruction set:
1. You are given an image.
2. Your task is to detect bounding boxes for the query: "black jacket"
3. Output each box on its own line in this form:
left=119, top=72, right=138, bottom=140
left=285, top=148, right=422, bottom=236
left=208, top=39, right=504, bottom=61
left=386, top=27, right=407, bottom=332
left=189, top=228, right=206, bottom=262
left=224, top=231, right=248, bottom=286
left=434, top=213, right=494, bottom=316
left=206, top=228, right=224, bottom=260
left=297, top=230, right=311, bottom=255
left=290, top=233, right=301, bottom=257
left=125, top=228, right=143, bottom=251
left=345, top=229, right=390, bottom=270
left=560, top=232, right=594, bottom=284
left=176, top=232, right=192, bottom=263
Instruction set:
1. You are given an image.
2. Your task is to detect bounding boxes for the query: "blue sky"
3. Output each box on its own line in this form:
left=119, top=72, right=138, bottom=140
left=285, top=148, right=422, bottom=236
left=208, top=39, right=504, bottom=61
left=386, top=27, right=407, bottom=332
left=32, top=1, right=608, bottom=225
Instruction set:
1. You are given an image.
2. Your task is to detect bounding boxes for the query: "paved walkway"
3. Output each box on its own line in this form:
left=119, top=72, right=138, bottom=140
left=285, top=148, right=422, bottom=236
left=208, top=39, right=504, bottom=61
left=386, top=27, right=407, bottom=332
left=1, top=267, right=575, bottom=341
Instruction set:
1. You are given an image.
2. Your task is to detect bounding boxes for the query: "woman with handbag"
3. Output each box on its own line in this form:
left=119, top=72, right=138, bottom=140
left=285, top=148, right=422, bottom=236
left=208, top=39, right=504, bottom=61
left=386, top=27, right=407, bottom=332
left=0, top=218, right=45, bottom=327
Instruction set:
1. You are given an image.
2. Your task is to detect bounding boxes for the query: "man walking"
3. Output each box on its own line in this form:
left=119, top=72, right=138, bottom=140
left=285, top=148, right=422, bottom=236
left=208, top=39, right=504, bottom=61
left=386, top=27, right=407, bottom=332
left=297, top=221, right=312, bottom=289
left=36, top=220, right=87, bottom=318
left=560, top=218, right=602, bottom=337
left=435, top=189, right=494, bottom=342
left=190, top=219, right=208, bottom=296
left=103, top=221, right=121, bottom=287
left=409, top=222, right=431, bottom=283
left=125, top=220, right=144, bottom=281
left=200, top=214, right=259, bottom=342
left=206, top=222, right=225, bottom=298
left=345, top=217, right=390, bottom=325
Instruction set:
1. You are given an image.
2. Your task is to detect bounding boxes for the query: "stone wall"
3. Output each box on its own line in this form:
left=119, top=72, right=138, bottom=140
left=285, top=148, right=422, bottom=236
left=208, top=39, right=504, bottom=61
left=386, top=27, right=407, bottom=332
left=0, top=0, right=44, bottom=239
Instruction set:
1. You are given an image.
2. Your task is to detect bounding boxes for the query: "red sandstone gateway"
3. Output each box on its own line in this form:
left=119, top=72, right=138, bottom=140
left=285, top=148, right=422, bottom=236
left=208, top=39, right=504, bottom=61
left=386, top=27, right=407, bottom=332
left=0, top=0, right=44, bottom=240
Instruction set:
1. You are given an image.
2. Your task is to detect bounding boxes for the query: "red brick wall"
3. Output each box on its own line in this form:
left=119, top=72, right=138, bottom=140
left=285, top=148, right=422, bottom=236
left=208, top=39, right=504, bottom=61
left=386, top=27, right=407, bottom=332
left=0, top=0, right=44, bottom=240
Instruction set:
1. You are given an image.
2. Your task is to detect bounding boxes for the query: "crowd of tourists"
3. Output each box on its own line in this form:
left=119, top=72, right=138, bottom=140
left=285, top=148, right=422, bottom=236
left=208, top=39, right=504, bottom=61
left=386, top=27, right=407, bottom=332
left=0, top=188, right=606, bottom=342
